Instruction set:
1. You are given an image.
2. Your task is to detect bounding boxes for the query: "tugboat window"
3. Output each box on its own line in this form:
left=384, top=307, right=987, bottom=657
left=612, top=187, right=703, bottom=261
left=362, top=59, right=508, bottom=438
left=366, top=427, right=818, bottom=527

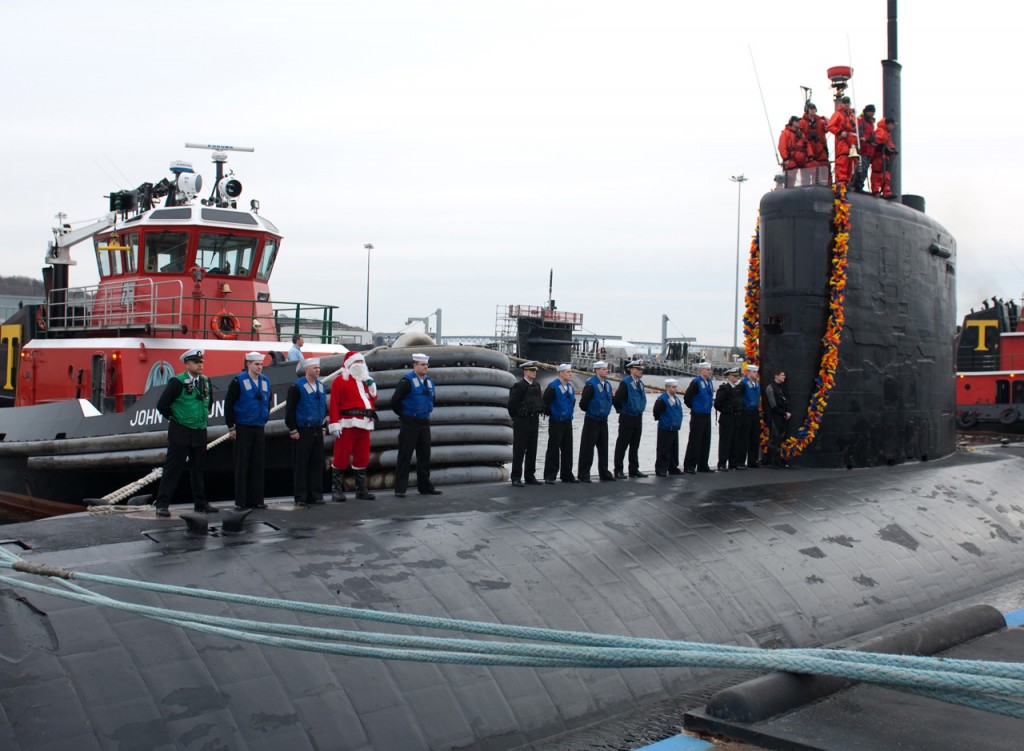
left=197, top=233, right=256, bottom=277
left=257, top=239, right=278, bottom=280
left=124, top=233, right=138, bottom=273
left=144, top=232, right=189, bottom=273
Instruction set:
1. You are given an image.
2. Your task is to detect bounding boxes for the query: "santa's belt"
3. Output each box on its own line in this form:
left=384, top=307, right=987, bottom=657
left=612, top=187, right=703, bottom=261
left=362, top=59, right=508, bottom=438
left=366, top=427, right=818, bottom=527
left=340, top=408, right=377, bottom=419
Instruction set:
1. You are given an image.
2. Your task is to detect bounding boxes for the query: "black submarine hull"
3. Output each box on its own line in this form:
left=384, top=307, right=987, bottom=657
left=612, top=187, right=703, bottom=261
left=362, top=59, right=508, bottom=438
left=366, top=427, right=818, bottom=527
left=759, top=187, right=957, bottom=468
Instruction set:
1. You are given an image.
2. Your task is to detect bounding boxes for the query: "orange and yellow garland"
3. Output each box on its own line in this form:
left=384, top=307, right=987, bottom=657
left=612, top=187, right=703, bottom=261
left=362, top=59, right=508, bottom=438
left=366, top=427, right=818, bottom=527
left=742, top=183, right=851, bottom=460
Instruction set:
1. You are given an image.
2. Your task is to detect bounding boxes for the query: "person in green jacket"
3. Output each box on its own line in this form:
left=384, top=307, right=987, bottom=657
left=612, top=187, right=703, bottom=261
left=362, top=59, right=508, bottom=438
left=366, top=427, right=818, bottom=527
left=154, top=348, right=217, bottom=517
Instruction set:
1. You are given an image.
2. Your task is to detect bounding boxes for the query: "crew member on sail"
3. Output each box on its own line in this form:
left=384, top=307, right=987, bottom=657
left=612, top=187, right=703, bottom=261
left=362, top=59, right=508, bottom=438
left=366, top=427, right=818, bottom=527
left=391, top=353, right=442, bottom=498
left=286, top=358, right=328, bottom=507
left=154, top=348, right=217, bottom=517
left=225, top=351, right=271, bottom=510
left=827, top=95, right=858, bottom=186
left=778, top=116, right=808, bottom=171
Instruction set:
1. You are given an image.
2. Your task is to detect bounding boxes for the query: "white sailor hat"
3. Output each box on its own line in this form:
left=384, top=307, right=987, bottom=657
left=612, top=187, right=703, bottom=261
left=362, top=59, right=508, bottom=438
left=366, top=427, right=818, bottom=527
left=626, top=359, right=645, bottom=369
left=556, top=363, right=572, bottom=373
left=300, top=357, right=321, bottom=369
left=697, top=361, right=712, bottom=369
left=746, top=364, right=759, bottom=373
left=664, top=378, right=678, bottom=387
left=521, top=361, right=539, bottom=369
left=180, top=348, right=204, bottom=363
left=245, top=351, right=265, bottom=362
left=592, top=361, right=609, bottom=370
left=412, top=353, right=430, bottom=363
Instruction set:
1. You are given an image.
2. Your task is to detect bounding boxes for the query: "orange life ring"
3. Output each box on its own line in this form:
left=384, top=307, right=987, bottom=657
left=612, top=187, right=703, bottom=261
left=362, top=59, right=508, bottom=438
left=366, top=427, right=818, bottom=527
left=210, top=310, right=240, bottom=340
left=35, top=306, right=47, bottom=331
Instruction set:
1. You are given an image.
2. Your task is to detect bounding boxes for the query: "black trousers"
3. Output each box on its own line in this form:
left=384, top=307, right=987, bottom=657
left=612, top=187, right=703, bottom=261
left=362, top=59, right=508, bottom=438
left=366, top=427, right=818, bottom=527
left=395, top=416, right=434, bottom=493
left=156, top=429, right=207, bottom=508
left=292, top=426, right=325, bottom=503
left=544, top=419, right=574, bottom=481
left=511, top=415, right=539, bottom=482
left=737, top=411, right=761, bottom=467
left=767, top=414, right=790, bottom=466
left=234, top=424, right=266, bottom=507
left=614, top=413, right=643, bottom=474
left=655, top=428, right=680, bottom=474
left=578, top=416, right=610, bottom=479
left=683, top=412, right=712, bottom=471
left=717, top=412, right=740, bottom=468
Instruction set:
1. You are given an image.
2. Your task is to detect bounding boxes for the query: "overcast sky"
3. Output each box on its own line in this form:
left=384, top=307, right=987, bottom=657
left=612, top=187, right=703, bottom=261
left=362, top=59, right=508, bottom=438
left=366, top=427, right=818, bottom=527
left=3, top=1, right=1020, bottom=345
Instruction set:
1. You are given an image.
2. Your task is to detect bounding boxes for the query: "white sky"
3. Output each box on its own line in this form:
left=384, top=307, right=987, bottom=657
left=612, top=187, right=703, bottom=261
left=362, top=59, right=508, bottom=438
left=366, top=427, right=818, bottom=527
left=3, top=1, right=1020, bottom=345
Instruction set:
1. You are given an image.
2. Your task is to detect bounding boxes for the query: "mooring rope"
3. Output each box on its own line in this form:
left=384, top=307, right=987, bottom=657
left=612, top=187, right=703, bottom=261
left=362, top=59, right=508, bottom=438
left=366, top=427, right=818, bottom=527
left=1, top=551, right=1022, bottom=718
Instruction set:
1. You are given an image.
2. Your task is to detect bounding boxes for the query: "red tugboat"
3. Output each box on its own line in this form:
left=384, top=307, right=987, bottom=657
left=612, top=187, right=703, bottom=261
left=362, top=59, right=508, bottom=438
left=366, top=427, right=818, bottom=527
left=955, top=296, right=1024, bottom=428
left=3, top=143, right=346, bottom=411
left=0, top=144, right=353, bottom=516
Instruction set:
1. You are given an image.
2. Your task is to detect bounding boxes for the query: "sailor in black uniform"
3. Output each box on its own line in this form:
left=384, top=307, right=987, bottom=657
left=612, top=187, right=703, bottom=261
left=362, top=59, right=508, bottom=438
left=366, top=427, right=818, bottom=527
left=613, top=359, right=648, bottom=478
left=714, top=367, right=743, bottom=471
left=507, top=361, right=545, bottom=487
left=764, top=369, right=793, bottom=468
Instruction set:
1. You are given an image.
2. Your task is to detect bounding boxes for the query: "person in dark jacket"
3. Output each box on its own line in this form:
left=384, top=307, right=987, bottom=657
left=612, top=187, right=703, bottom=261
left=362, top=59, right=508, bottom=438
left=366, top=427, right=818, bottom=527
left=225, top=351, right=271, bottom=510
left=577, top=360, right=616, bottom=482
left=542, top=364, right=578, bottom=483
left=285, top=357, right=328, bottom=507
left=714, top=367, right=744, bottom=471
left=652, top=379, right=684, bottom=476
left=154, top=348, right=216, bottom=517
left=391, top=353, right=441, bottom=497
left=612, top=360, right=648, bottom=478
left=682, top=361, right=715, bottom=473
left=764, top=370, right=793, bottom=468
left=507, top=361, right=544, bottom=487
left=735, top=364, right=762, bottom=469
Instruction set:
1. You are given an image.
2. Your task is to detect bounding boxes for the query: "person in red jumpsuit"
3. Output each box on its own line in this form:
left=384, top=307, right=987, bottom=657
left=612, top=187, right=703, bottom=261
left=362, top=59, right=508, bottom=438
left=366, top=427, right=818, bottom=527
left=801, top=102, right=830, bottom=172
left=871, top=117, right=897, bottom=198
left=827, top=96, right=858, bottom=186
left=328, top=351, right=378, bottom=501
left=853, top=104, right=876, bottom=192
left=778, top=116, right=808, bottom=171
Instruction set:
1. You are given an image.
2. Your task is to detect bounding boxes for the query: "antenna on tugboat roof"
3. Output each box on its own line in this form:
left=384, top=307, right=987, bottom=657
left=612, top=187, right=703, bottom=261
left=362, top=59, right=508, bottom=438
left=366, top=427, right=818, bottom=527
left=748, top=45, right=781, bottom=166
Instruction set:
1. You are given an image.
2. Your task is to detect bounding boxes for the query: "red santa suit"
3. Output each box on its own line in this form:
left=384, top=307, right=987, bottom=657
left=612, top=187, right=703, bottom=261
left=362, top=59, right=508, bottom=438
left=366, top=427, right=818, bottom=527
left=329, top=351, right=377, bottom=471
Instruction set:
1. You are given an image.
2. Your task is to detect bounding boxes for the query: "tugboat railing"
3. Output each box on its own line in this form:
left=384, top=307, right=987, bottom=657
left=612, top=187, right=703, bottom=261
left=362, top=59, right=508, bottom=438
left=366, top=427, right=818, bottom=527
left=41, top=282, right=338, bottom=343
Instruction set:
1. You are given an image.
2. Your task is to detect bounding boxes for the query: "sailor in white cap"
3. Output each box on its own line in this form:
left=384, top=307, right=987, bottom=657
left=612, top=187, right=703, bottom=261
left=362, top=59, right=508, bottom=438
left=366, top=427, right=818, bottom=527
left=653, top=378, right=684, bottom=476
left=682, top=361, right=716, bottom=474
left=391, top=353, right=441, bottom=497
left=542, top=364, right=578, bottom=483
left=736, top=364, right=762, bottom=469
left=153, top=348, right=216, bottom=517
left=612, top=359, right=648, bottom=478
left=224, top=351, right=271, bottom=510
left=578, top=360, right=616, bottom=482
left=285, top=357, right=328, bottom=507
left=714, top=367, right=744, bottom=471
left=507, top=361, right=544, bottom=487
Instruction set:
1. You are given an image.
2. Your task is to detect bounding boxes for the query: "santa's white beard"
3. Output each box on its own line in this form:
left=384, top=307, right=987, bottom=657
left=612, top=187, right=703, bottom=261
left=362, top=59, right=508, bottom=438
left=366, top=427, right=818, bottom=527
left=348, top=362, right=369, bottom=381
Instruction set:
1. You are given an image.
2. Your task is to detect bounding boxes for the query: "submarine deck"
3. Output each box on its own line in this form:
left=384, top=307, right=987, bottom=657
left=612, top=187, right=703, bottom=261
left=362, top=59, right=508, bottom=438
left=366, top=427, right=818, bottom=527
left=2, top=445, right=1024, bottom=750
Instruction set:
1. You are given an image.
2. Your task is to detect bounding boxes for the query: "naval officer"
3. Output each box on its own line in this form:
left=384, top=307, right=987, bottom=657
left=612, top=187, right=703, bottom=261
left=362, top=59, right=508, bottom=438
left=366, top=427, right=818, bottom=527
left=154, top=348, right=217, bottom=517
left=507, top=361, right=544, bottom=487
left=612, top=359, right=648, bottom=478
left=391, top=353, right=442, bottom=497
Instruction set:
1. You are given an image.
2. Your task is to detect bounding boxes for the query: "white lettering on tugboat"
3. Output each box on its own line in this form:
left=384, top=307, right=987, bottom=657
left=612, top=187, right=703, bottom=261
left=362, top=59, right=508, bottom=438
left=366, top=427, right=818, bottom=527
left=129, top=409, right=164, bottom=428
left=209, top=401, right=224, bottom=419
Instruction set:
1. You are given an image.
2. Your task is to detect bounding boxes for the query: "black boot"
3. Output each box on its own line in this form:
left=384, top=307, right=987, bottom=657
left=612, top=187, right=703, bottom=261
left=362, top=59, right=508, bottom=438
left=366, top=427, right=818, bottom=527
left=331, top=469, right=347, bottom=502
left=354, top=469, right=376, bottom=500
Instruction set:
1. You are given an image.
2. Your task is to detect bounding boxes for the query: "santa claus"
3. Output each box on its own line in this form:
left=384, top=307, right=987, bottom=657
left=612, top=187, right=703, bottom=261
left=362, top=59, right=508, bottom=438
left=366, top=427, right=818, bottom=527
left=328, top=351, right=378, bottom=500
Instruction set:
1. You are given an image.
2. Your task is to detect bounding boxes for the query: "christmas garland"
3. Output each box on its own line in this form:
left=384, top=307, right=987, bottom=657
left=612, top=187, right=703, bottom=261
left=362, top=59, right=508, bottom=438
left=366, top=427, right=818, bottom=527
left=743, top=183, right=851, bottom=460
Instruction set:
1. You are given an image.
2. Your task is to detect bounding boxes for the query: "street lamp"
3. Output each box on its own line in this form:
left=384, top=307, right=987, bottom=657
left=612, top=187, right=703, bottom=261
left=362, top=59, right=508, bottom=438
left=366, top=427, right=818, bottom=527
left=364, top=243, right=373, bottom=333
left=729, top=175, right=748, bottom=350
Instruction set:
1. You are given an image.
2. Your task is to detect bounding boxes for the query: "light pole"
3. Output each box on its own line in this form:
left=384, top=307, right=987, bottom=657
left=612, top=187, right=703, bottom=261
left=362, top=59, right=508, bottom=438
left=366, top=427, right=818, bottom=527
left=363, top=243, right=373, bottom=333
left=729, top=175, right=748, bottom=350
